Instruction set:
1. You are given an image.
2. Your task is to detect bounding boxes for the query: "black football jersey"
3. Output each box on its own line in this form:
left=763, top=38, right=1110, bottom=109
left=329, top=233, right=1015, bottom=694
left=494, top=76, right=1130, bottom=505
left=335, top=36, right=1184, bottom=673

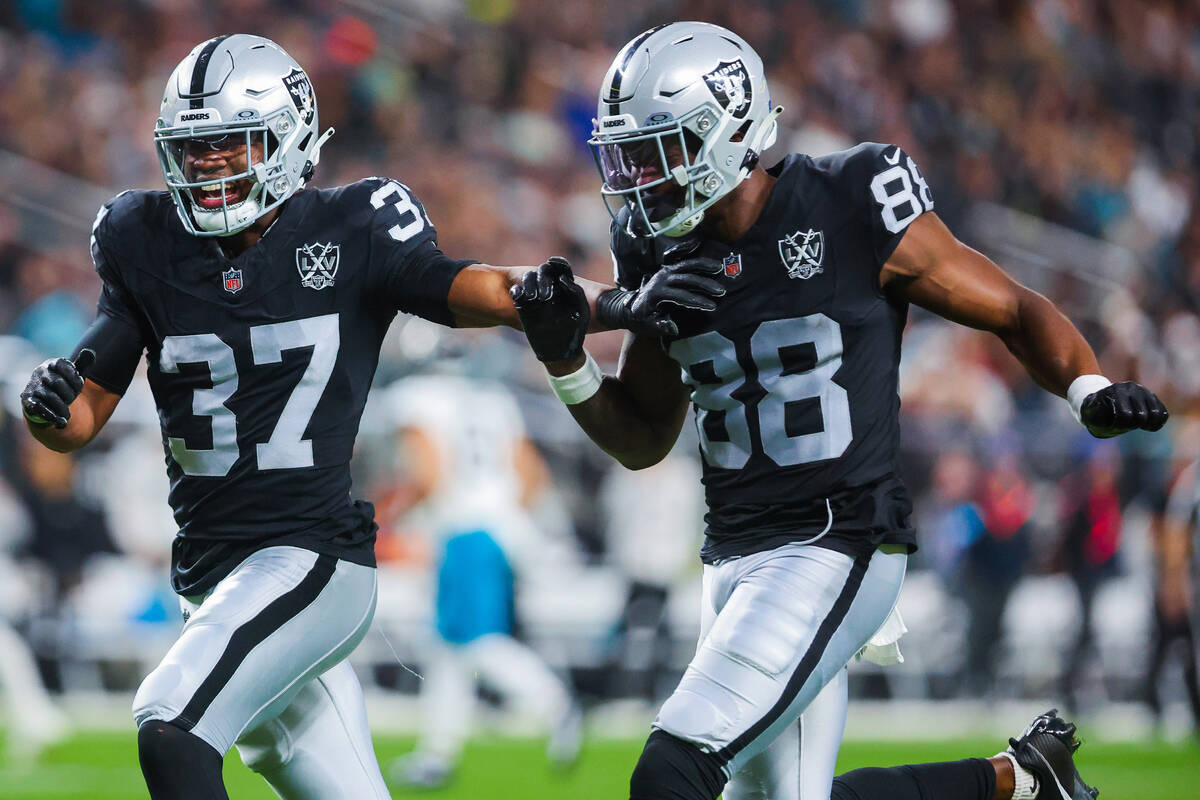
left=611, top=143, right=935, bottom=563
left=89, top=178, right=471, bottom=595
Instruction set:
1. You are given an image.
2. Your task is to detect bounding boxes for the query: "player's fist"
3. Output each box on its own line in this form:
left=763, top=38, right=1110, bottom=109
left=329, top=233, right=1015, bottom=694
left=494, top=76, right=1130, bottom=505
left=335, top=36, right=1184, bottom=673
left=511, top=257, right=589, bottom=363
left=1079, top=381, right=1168, bottom=438
left=20, top=349, right=95, bottom=429
left=596, top=240, right=725, bottom=338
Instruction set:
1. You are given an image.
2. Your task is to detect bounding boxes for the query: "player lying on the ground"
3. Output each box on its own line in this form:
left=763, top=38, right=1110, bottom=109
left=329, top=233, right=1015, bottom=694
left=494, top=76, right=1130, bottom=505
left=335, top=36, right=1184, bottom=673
left=512, top=21, right=1164, bottom=800
left=16, top=34, right=721, bottom=800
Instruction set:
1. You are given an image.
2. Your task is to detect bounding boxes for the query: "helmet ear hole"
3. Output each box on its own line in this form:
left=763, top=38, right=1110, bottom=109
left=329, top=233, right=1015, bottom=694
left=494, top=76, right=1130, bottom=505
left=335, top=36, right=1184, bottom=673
left=731, top=119, right=752, bottom=143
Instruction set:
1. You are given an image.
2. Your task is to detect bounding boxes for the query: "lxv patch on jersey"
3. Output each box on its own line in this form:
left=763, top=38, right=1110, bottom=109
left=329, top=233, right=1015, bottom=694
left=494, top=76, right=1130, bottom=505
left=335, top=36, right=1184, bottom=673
left=296, top=242, right=339, bottom=290
left=778, top=228, right=824, bottom=280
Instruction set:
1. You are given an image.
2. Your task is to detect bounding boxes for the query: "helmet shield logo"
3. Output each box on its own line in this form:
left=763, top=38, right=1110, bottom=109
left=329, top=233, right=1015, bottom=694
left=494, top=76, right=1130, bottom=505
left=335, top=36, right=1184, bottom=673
left=702, top=59, right=752, bottom=119
left=283, top=68, right=315, bottom=125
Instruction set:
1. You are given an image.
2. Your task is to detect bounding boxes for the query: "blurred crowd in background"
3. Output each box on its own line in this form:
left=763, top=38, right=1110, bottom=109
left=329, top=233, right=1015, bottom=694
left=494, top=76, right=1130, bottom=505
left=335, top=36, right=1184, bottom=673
left=1, top=0, right=1199, bottom=741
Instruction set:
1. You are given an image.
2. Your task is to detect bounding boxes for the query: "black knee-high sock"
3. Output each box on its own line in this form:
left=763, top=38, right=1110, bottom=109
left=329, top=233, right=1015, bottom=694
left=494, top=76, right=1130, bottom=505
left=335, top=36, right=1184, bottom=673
left=138, top=720, right=229, bottom=800
left=628, top=729, right=726, bottom=800
left=832, top=758, right=996, bottom=800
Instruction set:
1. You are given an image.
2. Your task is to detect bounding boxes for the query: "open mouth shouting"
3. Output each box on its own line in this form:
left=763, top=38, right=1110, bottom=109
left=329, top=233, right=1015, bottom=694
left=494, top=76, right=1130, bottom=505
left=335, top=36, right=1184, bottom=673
left=191, top=179, right=251, bottom=210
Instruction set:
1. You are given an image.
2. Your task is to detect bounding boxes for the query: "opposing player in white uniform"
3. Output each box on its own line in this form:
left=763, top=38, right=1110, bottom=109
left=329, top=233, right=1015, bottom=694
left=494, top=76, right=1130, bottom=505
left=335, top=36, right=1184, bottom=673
left=385, top=371, right=581, bottom=787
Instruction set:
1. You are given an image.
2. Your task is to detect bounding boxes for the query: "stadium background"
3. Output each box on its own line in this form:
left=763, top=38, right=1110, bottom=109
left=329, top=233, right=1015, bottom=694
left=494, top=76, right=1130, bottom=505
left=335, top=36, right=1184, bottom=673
left=0, top=0, right=1198, bottom=797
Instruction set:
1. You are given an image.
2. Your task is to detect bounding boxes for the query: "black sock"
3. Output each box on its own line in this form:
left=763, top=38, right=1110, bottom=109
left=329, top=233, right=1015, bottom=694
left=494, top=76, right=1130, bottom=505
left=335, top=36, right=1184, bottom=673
left=138, top=720, right=229, bottom=800
left=628, top=729, right=726, bottom=800
left=832, top=758, right=996, bottom=800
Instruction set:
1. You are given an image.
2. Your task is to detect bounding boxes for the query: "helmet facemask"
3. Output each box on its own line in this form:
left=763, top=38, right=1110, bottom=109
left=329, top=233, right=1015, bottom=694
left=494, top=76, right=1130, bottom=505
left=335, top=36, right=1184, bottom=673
left=591, top=106, right=736, bottom=239
left=155, top=107, right=303, bottom=237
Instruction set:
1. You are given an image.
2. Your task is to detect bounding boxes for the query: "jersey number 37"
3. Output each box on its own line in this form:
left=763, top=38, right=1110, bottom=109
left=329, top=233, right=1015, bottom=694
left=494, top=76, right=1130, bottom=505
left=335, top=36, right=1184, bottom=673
left=160, top=314, right=339, bottom=476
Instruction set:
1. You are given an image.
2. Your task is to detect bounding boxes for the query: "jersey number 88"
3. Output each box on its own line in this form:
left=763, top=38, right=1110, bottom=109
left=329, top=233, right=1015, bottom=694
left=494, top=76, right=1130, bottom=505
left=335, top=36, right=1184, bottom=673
left=670, top=313, right=852, bottom=470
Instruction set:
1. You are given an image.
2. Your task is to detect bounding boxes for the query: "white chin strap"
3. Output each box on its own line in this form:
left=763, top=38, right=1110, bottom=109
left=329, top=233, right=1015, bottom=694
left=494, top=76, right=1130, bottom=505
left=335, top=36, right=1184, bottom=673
left=191, top=190, right=264, bottom=235
left=661, top=210, right=704, bottom=237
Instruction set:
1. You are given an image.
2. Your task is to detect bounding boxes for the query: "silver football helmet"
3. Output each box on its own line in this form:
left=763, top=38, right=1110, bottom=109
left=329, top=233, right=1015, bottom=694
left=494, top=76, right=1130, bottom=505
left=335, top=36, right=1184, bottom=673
left=154, top=34, right=334, bottom=237
left=589, top=22, right=782, bottom=238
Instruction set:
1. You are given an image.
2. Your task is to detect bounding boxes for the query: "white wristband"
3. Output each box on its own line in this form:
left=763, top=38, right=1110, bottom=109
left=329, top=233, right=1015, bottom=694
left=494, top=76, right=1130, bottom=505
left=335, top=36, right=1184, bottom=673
left=995, top=751, right=1039, bottom=800
left=1067, top=374, right=1112, bottom=424
left=546, top=351, right=603, bottom=405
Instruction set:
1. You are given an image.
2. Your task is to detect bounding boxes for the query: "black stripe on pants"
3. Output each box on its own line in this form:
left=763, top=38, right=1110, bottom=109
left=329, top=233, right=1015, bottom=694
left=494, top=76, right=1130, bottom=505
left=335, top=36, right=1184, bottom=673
left=171, top=554, right=338, bottom=731
left=714, top=553, right=870, bottom=767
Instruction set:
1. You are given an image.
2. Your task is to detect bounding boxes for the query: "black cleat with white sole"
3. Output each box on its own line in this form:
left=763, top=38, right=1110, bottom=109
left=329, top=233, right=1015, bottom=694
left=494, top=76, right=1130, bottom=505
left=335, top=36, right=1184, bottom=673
left=1007, top=709, right=1099, bottom=800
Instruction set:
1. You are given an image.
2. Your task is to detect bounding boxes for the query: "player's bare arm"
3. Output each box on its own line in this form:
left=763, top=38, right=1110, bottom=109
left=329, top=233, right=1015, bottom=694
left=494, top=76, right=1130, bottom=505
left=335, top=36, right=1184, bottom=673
left=446, top=263, right=612, bottom=330
left=510, top=251, right=724, bottom=469
left=881, top=211, right=1168, bottom=437
left=549, top=332, right=692, bottom=470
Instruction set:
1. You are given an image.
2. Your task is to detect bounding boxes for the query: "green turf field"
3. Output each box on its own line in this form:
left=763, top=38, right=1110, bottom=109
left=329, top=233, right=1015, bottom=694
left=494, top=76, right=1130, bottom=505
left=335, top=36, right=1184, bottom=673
left=1, top=731, right=1196, bottom=799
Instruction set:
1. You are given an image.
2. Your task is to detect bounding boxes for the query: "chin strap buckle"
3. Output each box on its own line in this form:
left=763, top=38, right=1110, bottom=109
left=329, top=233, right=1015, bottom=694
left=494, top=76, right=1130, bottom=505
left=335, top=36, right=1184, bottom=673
left=301, top=127, right=337, bottom=184
left=741, top=105, right=785, bottom=179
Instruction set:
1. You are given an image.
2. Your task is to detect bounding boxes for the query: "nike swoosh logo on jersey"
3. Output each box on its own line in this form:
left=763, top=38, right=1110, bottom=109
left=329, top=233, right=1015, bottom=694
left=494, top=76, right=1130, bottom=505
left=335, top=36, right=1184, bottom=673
left=884, top=147, right=902, bottom=165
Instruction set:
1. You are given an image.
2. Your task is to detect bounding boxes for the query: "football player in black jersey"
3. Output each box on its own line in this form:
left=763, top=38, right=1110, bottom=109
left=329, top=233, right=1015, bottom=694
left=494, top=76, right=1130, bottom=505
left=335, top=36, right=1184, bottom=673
left=512, top=21, right=1165, bottom=800
left=17, top=34, right=721, bottom=800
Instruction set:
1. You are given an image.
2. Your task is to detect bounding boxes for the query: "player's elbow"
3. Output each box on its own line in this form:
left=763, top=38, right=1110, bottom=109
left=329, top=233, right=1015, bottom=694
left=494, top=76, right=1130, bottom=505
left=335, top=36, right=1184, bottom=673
left=610, top=441, right=672, bottom=471
left=615, top=452, right=668, bottom=471
left=28, top=427, right=87, bottom=454
left=619, top=453, right=667, bottom=472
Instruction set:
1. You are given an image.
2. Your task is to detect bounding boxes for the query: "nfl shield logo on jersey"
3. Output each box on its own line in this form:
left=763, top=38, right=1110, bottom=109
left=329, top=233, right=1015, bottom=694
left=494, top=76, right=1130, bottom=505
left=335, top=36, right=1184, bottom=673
left=296, top=242, right=339, bottom=290
left=723, top=253, right=742, bottom=278
left=778, top=229, right=824, bottom=280
left=222, top=267, right=243, bottom=294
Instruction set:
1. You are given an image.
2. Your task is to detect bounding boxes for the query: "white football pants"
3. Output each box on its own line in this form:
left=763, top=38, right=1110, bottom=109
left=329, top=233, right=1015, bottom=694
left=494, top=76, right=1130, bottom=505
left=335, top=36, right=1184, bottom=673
left=653, top=543, right=906, bottom=795
left=132, top=546, right=389, bottom=799
left=724, top=668, right=849, bottom=800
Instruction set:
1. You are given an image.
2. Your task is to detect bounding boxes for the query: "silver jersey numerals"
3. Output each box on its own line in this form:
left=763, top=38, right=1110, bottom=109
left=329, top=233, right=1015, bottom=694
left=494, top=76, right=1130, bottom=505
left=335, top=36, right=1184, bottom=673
left=669, top=313, right=852, bottom=470
left=160, top=333, right=239, bottom=477
left=369, top=180, right=428, bottom=243
left=869, top=152, right=934, bottom=234
left=159, top=313, right=340, bottom=477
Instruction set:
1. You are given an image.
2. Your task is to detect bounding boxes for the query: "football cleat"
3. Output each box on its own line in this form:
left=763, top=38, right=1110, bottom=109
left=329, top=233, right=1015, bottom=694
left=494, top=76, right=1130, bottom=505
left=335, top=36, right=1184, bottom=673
left=1007, top=709, right=1099, bottom=800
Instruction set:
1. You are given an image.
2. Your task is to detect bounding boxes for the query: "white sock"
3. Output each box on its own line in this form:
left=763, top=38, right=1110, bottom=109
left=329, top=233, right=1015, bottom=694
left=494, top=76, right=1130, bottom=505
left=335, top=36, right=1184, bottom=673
left=997, top=751, right=1039, bottom=800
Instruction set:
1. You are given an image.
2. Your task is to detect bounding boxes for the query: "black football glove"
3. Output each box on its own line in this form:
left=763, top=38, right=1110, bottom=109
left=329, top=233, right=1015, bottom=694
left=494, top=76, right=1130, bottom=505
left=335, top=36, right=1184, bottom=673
left=595, top=240, right=726, bottom=338
left=1079, top=380, right=1168, bottom=438
left=510, top=257, right=590, bottom=363
left=20, top=349, right=95, bottom=429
